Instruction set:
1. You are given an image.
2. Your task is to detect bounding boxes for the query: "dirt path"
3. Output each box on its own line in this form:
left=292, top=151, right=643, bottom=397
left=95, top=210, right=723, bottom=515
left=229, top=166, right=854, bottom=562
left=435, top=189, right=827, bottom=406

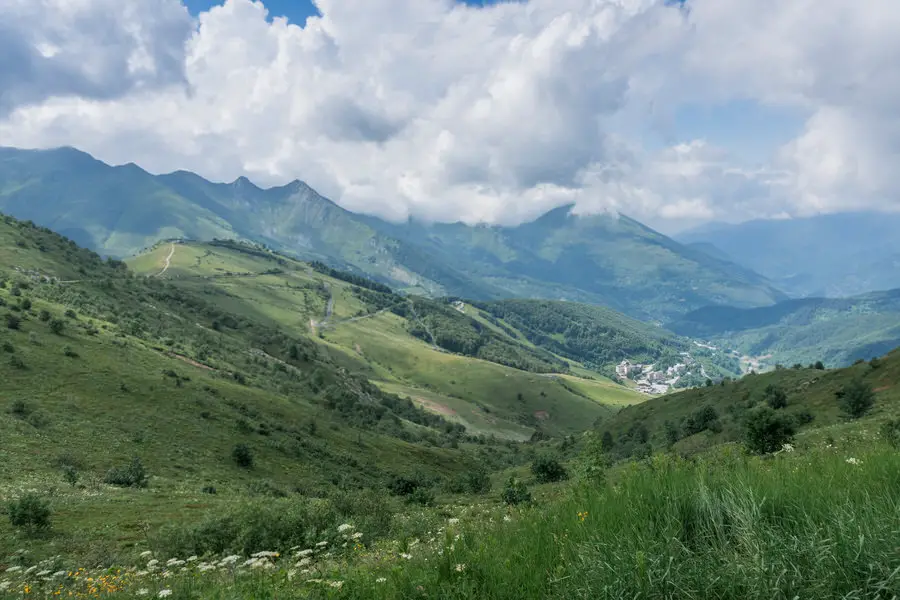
left=156, top=244, right=176, bottom=277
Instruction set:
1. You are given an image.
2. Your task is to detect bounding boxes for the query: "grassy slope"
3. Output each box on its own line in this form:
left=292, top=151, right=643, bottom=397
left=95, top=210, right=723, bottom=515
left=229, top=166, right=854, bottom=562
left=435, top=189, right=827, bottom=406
left=596, top=349, right=900, bottom=457
left=0, top=217, right=492, bottom=563
left=129, top=241, right=645, bottom=440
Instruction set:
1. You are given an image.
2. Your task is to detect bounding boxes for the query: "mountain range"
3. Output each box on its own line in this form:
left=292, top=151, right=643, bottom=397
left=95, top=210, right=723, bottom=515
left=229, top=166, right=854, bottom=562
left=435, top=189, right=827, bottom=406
left=678, top=213, right=900, bottom=298
left=0, top=146, right=784, bottom=321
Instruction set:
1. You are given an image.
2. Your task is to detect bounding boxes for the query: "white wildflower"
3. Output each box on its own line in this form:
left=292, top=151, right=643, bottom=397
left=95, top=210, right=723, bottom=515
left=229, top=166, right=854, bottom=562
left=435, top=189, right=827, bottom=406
left=288, top=569, right=297, bottom=581
left=503, top=515, right=511, bottom=522
left=297, top=558, right=312, bottom=567
left=376, top=577, right=387, bottom=583
left=158, top=590, right=173, bottom=598
left=136, top=570, right=149, bottom=577
left=455, top=564, right=466, bottom=572
left=166, top=559, right=185, bottom=568
left=448, top=518, right=460, bottom=525
left=5, top=566, right=22, bottom=573
left=351, top=532, right=363, bottom=540
left=25, top=566, right=38, bottom=575
left=400, top=553, right=413, bottom=560
left=316, top=541, right=328, bottom=548
left=147, top=560, right=159, bottom=568
left=295, top=549, right=314, bottom=557
left=846, top=457, right=862, bottom=465
left=37, top=569, right=51, bottom=577
left=781, top=443, right=795, bottom=453
left=218, top=555, right=241, bottom=566
left=337, top=523, right=353, bottom=533
left=186, top=555, right=198, bottom=563
left=53, top=571, right=66, bottom=578
left=140, top=551, right=153, bottom=558
left=251, top=551, right=279, bottom=558
left=136, top=589, right=149, bottom=596
left=329, top=581, right=344, bottom=589
left=0, top=582, right=10, bottom=591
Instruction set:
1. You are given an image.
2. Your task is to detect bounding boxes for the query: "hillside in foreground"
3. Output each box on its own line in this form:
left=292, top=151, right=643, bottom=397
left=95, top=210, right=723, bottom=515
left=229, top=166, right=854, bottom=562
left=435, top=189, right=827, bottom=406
left=2, top=314, right=898, bottom=598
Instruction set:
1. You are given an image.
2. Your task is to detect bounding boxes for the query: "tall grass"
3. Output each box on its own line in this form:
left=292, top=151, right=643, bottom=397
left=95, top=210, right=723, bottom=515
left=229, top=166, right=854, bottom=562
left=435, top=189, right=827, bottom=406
left=346, top=445, right=900, bottom=599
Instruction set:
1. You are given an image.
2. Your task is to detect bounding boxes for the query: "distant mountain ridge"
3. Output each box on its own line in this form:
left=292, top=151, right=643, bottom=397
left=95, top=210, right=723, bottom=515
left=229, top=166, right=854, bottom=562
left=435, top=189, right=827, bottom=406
left=0, top=145, right=785, bottom=320
left=678, top=212, right=900, bottom=298
left=671, top=288, right=900, bottom=367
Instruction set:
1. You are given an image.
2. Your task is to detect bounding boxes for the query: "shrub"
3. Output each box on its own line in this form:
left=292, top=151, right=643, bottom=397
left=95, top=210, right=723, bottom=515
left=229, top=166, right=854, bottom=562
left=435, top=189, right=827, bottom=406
left=1, top=341, right=13, bottom=353
left=232, top=444, right=254, bottom=468
left=6, top=313, right=20, bottom=329
left=764, top=384, right=788, bottom=409
left=38, top=309, right=51, bottom=322
left=814, top=361, right=826, bottom=370
left=28, top=332, right=39, bottom=345
left=531, top=453, right=568, bottom=483
left=104, top=457, right=149, bottom=488
left=8, top=355, right=26, bottom=369
left=743, top=407, right=795, bottom=455
left=837, top=378, right=876, bottom=419
left=62, top=465, right=79, bottom=487
left=10, top=399, right=30, bottom=417
left=501, top=476, right=532, bottom=506
left=881, top=419, right=900, bottom=449
left=7, top=493, right=51, bottom=533
left=406, top=487, right=435, bottom=506
left=63, top=345, right=78, bottom=358
left=793, top=409, right=815, bottom=425
left=49, top=319, right=65, bottom=335
left=446, top=466, right=492, bottom=495
left=201, top=485, right=218, bottom=495
left=576, top=431, right=608, bottom=485
left=20, top=298, right=32, bottom=311
left=64, top=309, right=77, bottom=319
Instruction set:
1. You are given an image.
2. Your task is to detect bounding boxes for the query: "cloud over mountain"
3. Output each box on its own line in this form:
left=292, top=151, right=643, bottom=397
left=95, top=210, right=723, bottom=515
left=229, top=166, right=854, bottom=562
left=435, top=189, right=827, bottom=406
left=0, top=0, right=897, bottom=229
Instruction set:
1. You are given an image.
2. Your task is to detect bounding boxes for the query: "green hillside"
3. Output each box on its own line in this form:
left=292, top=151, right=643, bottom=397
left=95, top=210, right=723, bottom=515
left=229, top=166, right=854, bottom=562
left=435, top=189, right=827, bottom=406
left=595, top=351, right=900, bottom=459
left=128, top=239, right=646, bottom=440
left=672, top=289, right=900, bottom=368
left=0, top=147, right=785, bottom=321
left=0, top=214, right=518, bottom=564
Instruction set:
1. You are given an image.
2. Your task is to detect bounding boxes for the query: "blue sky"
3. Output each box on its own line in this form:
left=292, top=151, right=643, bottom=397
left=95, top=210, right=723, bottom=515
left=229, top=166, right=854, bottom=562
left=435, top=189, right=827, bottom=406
left=184, top=0, right=496, bottom=24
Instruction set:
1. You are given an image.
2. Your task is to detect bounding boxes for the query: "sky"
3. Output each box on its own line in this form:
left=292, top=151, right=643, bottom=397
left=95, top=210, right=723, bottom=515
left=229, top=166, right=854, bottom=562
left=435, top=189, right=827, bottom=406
left=0, top=0, right=898, bottom=233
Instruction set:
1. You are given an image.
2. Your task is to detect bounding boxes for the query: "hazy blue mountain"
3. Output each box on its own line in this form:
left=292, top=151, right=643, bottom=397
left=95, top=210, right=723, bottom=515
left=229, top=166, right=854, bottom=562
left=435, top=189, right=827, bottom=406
left=678, top=213, right=900, bottom=297
left=671, top=288, right=900, bottom=367
left=0, top=146, right=785, bottom=320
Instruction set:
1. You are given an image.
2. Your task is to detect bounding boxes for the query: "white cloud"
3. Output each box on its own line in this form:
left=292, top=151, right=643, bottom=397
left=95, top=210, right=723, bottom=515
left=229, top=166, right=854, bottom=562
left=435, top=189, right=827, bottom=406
left=0, top=0, right=898, bottom=228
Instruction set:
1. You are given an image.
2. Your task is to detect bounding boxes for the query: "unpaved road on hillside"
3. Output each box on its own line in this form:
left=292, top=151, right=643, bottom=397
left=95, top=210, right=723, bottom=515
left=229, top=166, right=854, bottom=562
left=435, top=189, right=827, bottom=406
left=156, top=244, right=176, bottom=277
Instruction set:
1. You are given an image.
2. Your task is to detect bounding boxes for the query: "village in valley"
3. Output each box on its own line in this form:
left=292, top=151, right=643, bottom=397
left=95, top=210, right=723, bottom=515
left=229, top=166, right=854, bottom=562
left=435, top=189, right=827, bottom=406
left=616, top=353, right=710, bottom=395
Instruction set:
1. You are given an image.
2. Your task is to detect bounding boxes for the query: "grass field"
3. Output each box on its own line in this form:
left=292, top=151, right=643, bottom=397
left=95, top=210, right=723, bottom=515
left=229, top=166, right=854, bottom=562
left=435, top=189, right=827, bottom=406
left=3, top=428, right=897, bottom=599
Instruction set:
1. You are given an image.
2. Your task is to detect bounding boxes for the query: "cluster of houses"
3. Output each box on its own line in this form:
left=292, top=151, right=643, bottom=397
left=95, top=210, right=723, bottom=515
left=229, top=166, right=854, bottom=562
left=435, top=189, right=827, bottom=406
left=615, top=355, right=703, bottom=395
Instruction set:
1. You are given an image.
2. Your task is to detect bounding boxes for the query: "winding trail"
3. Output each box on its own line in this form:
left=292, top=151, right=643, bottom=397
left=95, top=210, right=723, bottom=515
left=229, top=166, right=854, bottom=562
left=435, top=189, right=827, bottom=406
left=156, top=244, right=176, bottom=277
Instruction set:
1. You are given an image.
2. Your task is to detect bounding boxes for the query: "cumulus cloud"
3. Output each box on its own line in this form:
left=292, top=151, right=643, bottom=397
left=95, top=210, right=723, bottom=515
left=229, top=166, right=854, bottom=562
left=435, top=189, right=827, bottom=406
left=0, top=0, right=898, bottom=228
left=0, top=0, right=192, bottom=114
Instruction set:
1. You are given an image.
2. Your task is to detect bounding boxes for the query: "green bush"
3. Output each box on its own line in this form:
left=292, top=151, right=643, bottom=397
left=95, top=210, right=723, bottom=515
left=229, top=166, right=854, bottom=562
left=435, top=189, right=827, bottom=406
left=62, top=465, right=79, bottom=487
left=501, top=477, right=532, bottom=506
left=6, top=313, right=20, bottom=329
left=63, top=345, right=78, bottom=358
left=764, top=384, right=788, bottom=409
left=232, top=444, right=254, bottom=468
left=38, top=309, right=51, bottom=322
left=7, top=493, right=51, bottom=533
left=531, top=453, right=568, bottom=483
left=20, top=298, right=32, bottom=311
left=104, top=456, right=149, bottom=488
left=49, top=319, right=65, bottom=335
left=837, top=379, right=876, bottom=419
left=743, top=407, right=795, bottom=455
left=814, top=361, right=826, bottom=370
left=154, top=498, right=340, bottom=557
